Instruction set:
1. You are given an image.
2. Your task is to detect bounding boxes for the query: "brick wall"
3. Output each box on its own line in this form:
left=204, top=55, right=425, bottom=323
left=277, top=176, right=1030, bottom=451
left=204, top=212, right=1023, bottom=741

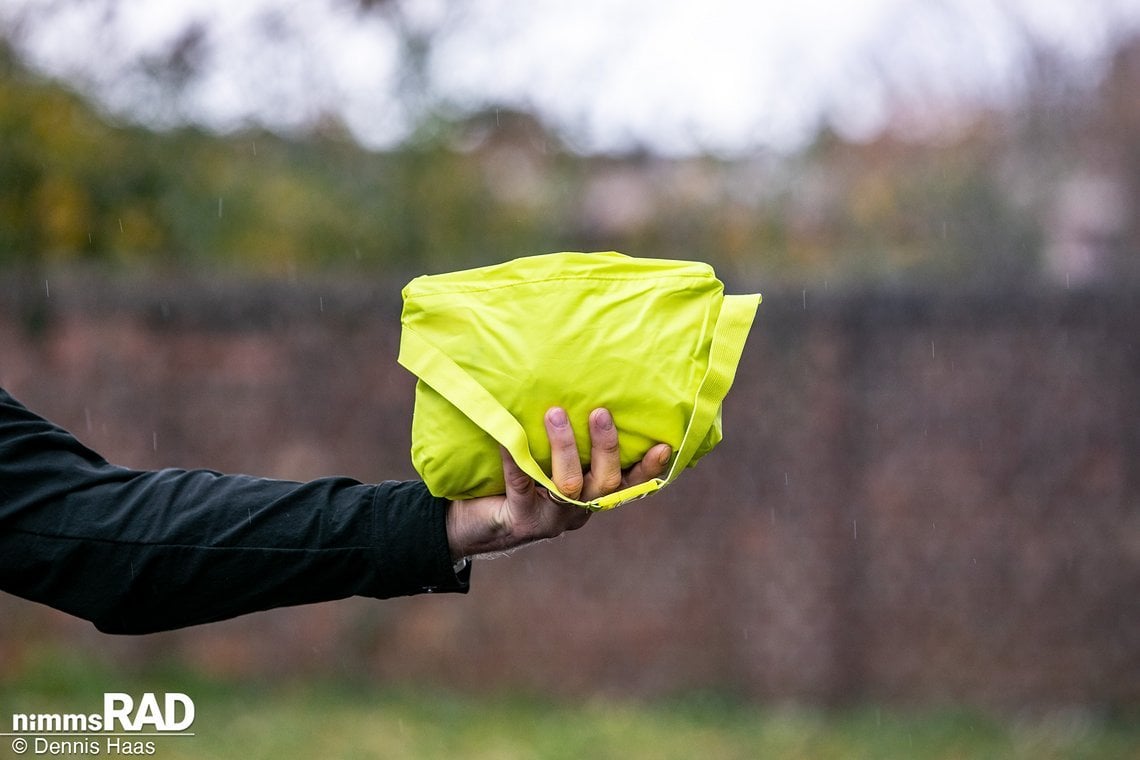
left=1, top=272, right=1136, bottom=709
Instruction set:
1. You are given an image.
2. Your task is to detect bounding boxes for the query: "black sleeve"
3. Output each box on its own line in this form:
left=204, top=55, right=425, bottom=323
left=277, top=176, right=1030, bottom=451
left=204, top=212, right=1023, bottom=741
left=0, top=387, right=470, bottom=635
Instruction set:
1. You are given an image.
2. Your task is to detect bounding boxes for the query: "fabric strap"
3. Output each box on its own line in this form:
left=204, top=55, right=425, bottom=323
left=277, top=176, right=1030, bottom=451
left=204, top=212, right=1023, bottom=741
left=398, top=292, right=759, bottom=510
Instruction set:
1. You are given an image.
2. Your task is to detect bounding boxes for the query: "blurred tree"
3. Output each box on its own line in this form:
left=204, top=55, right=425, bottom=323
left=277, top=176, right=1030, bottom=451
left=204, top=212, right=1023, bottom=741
left=0, top=2, right=1136, bottom=286
left=1097, top=34, right=1140, bottom=281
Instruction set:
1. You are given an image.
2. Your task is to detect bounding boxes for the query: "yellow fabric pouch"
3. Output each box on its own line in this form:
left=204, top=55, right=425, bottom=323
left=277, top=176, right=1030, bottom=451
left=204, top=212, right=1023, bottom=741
left=398, top=251, right=760, bottom=510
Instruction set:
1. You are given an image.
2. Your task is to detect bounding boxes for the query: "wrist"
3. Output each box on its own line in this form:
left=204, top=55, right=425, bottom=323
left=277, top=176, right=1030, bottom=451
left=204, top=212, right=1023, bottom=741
left=445, top=497, right=510, bottom=561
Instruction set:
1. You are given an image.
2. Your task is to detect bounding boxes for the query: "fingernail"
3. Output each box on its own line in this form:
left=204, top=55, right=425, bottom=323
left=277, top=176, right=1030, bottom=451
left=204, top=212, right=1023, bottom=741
left=594, top=408, right=613, bottom=431
left=548, top=407, right=568, bottom=428
left=658, top=446, right=672, bottom=465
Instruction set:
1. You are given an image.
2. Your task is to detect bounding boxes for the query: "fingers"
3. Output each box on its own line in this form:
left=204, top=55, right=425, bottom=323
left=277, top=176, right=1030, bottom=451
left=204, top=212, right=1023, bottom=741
left=582, top=408, right=623, bottom=501
left=544, top=407, right=584, bottom=500
left=453, top=409, right=667, bottom=559
left=624, top=443, right=672, bottom=488
left=543, top=405, right=670, bottom=505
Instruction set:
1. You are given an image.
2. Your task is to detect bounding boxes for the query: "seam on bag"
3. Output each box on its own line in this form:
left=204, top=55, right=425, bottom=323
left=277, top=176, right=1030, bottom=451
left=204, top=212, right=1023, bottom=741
left=405, top=273, right=718, bottom=299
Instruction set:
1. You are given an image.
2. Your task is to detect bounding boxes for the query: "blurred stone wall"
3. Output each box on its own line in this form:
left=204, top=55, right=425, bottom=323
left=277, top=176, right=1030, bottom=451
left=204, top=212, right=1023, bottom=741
left=0, top=272, right=1136, bottom=710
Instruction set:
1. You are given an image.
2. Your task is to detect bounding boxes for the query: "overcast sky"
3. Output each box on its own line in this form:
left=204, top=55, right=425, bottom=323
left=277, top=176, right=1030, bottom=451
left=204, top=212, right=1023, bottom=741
left=3, top=0, right=1139, bottom=154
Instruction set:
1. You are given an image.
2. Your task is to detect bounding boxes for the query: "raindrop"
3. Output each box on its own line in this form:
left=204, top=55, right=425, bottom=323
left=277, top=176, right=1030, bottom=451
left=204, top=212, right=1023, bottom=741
left=802, top=289, right=806, bottom=310
left=118, top=218, right=124, bottom=233
left=319, top=297, right=325, bottom=313
left=931, top=340, right=935, bottom=360
left=44, top=279, right=50, bottom=298
left=218, top=197, right=224, bottom=218
left=853, top=519, right=858, bottom=539
left=84, top=407, right=92, bottom=432
left=152, top=432, right=158, bottom=451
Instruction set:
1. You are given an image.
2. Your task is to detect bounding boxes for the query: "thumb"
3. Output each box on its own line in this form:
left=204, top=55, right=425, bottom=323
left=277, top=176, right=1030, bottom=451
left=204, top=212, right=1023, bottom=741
left=500, top=446, right=536, bottom=505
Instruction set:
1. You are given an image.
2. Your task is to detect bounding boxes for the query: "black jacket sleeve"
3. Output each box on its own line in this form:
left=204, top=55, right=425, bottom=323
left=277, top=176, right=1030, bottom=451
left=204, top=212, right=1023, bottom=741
left=0, top=387, right=469, bottom=635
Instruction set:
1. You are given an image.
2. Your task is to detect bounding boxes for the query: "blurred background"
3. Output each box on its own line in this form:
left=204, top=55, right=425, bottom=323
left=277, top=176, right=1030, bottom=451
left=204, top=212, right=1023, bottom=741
left=1, top=0, right=1138, bottom=757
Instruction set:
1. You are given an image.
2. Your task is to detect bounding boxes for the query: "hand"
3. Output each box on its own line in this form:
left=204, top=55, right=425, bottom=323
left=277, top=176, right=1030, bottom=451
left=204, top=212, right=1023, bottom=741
left=445, top=407, right=671, bottom=561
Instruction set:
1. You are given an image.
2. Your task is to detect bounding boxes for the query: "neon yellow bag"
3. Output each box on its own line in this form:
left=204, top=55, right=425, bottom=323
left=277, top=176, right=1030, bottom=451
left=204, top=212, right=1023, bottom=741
left=398, top=251, right=760, bottom=510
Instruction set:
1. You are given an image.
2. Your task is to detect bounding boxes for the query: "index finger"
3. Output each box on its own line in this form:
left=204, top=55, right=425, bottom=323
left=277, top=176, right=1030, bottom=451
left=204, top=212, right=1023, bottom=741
left=545, top=407, right=584, bottom=500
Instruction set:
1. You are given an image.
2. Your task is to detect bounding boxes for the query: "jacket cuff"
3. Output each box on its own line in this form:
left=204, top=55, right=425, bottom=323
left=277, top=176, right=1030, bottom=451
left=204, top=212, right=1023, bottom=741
left=368, top=480, right=471, bottom=597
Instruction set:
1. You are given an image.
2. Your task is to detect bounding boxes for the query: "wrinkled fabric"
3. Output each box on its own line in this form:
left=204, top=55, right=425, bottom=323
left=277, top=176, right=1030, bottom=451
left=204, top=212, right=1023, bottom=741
left=400, top=251, right=759, bottom=506
left=0, top=387, right=468, bottom=635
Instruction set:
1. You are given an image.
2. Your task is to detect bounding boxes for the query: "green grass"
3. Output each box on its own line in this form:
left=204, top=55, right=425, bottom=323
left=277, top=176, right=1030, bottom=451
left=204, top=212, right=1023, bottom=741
left=1, top=650, right=1136, bottom=759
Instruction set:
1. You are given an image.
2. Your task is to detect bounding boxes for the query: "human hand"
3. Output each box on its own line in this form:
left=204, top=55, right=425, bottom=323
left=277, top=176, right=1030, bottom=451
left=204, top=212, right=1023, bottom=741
left=445, top=407, right=671, bottom=561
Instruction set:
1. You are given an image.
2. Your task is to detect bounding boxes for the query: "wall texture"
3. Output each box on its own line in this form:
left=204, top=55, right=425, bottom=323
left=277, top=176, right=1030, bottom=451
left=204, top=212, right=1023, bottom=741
left=1, top=272, right=1136, bottom=710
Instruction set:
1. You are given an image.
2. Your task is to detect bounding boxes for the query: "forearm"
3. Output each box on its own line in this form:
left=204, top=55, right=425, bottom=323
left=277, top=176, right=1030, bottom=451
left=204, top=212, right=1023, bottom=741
left=0, top=388, right=469, bottom=634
